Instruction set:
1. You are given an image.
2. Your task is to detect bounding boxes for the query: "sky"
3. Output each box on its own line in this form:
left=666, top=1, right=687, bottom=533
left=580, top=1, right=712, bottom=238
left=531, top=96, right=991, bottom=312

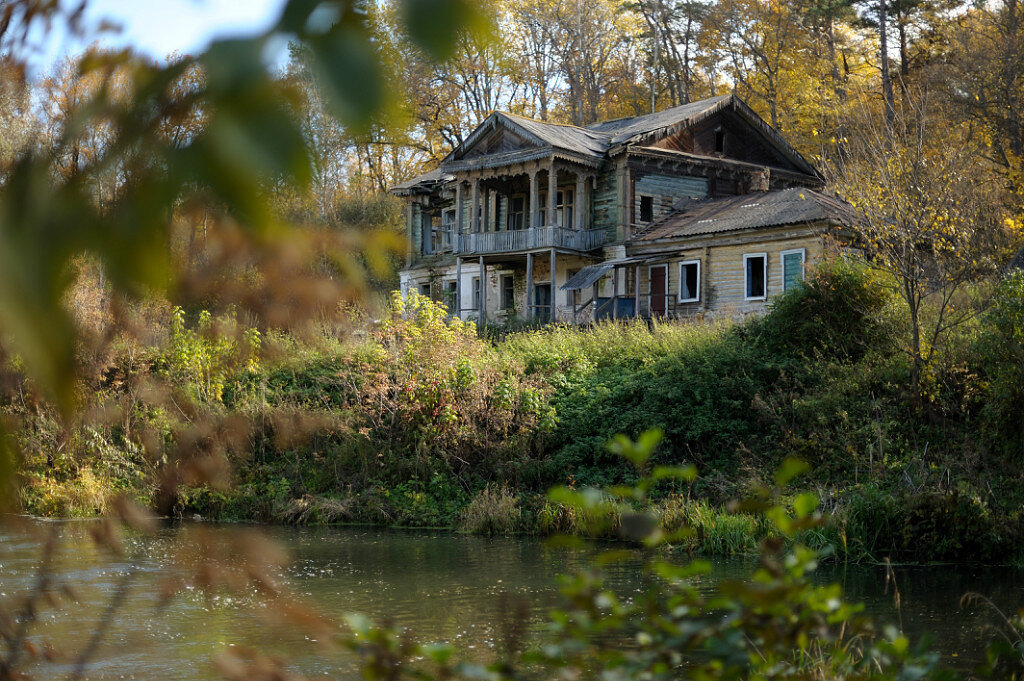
left=23, top=0, right=290, bottom=78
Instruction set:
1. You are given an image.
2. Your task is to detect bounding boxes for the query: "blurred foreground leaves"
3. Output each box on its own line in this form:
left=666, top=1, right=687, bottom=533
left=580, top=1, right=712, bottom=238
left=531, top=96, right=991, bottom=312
left=0, top=0, right=486, bottom=498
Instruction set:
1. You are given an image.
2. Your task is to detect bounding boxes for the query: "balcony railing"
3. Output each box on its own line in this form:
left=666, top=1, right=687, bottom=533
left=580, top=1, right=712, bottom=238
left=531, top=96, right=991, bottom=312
left=454, top=226, right=607, bottom=255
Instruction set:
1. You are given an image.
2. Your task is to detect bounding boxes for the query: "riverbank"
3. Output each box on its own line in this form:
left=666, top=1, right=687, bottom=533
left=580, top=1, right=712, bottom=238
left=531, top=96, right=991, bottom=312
left=12, top=261, right=1024, bottom=564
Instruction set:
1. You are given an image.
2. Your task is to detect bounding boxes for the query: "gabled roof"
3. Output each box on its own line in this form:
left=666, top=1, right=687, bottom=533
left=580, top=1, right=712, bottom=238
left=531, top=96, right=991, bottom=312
left=635, top=188, right=860, bottom=242
left=393, top=95, right=819, bottom=192
left=587, top=95, right=731, bottom=147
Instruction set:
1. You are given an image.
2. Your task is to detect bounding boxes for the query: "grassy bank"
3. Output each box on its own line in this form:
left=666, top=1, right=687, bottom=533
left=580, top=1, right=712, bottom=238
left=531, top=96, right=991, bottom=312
left=10, top=261, right=1024, bottom=563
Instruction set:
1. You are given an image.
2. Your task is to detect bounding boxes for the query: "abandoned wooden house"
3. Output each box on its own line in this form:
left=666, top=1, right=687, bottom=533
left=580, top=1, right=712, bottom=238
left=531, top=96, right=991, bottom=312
left=391, top=94, right=859, bottom=323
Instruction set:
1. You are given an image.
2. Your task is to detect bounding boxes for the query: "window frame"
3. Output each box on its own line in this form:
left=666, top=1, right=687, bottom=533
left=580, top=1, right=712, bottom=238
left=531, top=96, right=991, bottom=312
left=678, top=259, right=701, bottom=303
left=556, top=187, right=574, bottom=228
left=743, top=252, right=768, bottom=301
left=507, top=194, right=526, bottom=231
left=471, top=276, right=481, bottom=310
left=780, top=248, right=806, bottom=291
left=500, top=273, right=515, bottom=310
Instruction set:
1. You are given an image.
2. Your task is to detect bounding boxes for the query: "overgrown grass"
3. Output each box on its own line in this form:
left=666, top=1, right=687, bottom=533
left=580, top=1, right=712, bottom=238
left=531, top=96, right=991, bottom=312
left=10, top=262, right=1024, bottom=563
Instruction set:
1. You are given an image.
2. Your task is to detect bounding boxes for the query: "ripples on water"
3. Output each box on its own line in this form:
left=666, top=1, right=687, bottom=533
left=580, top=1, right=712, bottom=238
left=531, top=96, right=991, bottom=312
left=1, top=520, right=1021, bottom=680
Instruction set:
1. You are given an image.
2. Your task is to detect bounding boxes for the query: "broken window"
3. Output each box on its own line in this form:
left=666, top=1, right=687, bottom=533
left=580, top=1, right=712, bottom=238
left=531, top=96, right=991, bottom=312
left=639, top=195, right=654, bottom=223
left=744, top=253, right=767, bottom=300
left=679, top=260, right=700, bottom=303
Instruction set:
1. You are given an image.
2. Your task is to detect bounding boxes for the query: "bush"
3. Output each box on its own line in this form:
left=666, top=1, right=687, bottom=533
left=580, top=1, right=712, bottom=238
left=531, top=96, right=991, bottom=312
left=459, top=485, right=521, bottom=535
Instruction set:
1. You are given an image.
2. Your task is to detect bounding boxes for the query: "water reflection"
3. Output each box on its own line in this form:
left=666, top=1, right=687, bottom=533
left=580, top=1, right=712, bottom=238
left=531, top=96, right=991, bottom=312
left=1, top=520, right=1021, bottom=680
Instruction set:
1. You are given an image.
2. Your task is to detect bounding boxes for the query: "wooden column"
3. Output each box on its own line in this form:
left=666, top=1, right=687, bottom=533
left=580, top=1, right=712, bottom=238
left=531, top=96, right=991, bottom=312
left=479, top=256, right=487, bottom=321
left=471, top=177, right=480, bottom=233
left=455, top=182, right=464, bottom=235
left=612, top=265, right=619, bottom=320
left=547, top=162, right=558, bottom=227
left=575, top=173, right=585, bottom=231
left=592, top=281, right=600, bottom=322
left=634, top=265, right=641, bottom=319
left=455, top=257, right=462, bottom=318
left=529, top=169, right=540, bottom=229
left=549, top=248, right=557, bottom=321
left=482, top=187, right=490, bottom=233
left=526, top=252, right=534, bottom=320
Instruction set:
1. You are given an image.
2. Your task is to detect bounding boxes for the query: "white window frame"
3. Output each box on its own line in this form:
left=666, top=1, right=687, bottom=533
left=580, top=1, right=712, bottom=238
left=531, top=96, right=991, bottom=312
left=780, top=248, right=806, bottom=291
left=678, top=259, right=701, bottom=303
left=743, top=252, right=768, bottom=301
left=471, top=276, right=481, bottom=310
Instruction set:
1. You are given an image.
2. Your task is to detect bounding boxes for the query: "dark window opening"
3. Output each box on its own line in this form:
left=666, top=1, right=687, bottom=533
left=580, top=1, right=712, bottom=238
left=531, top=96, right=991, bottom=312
left=680, top=261, right=700, bottom=302
left=715, top=128, right=726, bottom=154
left=639, top=195, right=654, bottom=223
left=745, top=255, right=766, bottom=299
left=501, top=274, right=515, bottom=310
left=418, top=283, right=431, bottom=298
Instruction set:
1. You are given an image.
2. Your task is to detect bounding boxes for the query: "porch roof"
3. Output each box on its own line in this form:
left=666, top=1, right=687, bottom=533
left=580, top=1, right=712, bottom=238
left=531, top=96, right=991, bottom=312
left=561, top=257, right=652, bottom=290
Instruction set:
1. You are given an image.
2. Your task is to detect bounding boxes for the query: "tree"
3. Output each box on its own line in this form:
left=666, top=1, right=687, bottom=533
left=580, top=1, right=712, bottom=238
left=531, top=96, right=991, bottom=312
left=829, top=92, right=1016, bottom=399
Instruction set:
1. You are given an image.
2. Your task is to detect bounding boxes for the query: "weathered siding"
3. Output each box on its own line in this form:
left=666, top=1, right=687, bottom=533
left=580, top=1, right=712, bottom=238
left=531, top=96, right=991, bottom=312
left=631, top=228, right=825, bottom=319
left=593, top=166, right=619, bottom=238
left=632, top=173, right=708, bottom=225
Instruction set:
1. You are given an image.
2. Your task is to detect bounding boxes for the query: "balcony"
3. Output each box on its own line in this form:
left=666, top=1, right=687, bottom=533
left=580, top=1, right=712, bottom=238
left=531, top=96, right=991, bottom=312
left=454, top=226, right=607, bottom=256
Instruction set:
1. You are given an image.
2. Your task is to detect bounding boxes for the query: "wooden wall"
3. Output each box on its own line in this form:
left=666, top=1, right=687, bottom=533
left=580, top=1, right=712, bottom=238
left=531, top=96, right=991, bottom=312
left=631, top=227, right=827, bottom=319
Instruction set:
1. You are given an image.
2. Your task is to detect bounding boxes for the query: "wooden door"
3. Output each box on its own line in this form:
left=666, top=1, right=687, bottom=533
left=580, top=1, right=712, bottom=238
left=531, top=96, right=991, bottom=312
left=535, top=284, right=552, bottom=323
left=650, top=265, right=667, bottom=317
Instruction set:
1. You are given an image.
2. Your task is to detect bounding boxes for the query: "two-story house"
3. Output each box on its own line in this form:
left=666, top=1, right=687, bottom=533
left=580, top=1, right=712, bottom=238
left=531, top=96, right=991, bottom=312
left=391, top=94, right=858, bottom=323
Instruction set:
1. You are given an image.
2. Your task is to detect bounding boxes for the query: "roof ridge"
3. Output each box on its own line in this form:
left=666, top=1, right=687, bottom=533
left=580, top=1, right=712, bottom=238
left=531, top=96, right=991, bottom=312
left=500, top=111, right=609, bottom=137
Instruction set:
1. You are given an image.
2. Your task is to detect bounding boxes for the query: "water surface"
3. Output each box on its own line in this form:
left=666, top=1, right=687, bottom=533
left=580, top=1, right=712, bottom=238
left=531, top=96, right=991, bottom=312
left=1, top=520, right=1020, bottom=680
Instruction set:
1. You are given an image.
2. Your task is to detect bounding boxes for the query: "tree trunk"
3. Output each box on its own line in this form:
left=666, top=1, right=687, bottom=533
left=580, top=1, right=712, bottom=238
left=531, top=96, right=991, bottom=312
left=879, top=0, right=896, bottom=129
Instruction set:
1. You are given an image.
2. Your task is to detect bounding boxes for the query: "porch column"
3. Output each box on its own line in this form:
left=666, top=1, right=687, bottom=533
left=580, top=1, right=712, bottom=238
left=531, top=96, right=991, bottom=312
left=549, top=248, right=557, bottom=320
left=455, top=181, right=464, bottom=235
left=575, top=173, right=585, bottom=231
left=547, top=162, right=558, bottom=227
left=612, top=265, right=619, bottom=320
left=634, top=265, right=641, bottom=318
left=482, top=187, right=491, bottom=233
left=471, top=177, right=480, bottom=233
left=479, top=256, right=487, bottom=321
left=526, top=252, right=534, bottom=320
left=455, top=257, right=462, bottom=318
left=529, top=169, right=540, bottom=229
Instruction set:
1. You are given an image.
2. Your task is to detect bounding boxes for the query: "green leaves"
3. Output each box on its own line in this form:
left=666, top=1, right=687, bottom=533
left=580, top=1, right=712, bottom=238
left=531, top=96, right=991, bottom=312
left=401, top=0, right=489, bottom=61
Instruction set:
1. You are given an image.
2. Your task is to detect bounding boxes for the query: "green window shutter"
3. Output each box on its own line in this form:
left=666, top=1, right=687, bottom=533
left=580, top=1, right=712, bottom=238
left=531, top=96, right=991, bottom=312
left=783, top=252, right=804, bottom=290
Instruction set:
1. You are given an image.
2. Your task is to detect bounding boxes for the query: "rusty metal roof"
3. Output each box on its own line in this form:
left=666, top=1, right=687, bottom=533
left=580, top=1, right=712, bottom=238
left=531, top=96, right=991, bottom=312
left=634, top=188, right=861, bottom=241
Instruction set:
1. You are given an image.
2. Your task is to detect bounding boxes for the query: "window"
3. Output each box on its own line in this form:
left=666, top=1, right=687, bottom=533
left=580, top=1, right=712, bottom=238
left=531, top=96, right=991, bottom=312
left=744, top=253, right=767, bottom=300
left=678, top=260, right=701, bottom=303
left=472, top=276, right=481, bottom=310
left=443, top=280, right=457, bottom=311
left=639, top=195, right=654, bottom=223
left=501, top=274, right=515, bottom=310
left=780, top=248, right=805, bottom=291
left=714, top=127, right=726, bottom=154
left=507, top=196, right=526, bottom=231
left=556, top=188, right=574, bottom=228
left=566, top=269, right=581, bottom=305
left=441, top=209, right=455, bottom=249
left=418, top=283, right=431, bottom=298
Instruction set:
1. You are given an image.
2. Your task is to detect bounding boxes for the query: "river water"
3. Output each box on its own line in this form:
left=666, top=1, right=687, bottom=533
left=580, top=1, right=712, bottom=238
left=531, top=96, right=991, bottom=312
left=1, top=520, right=1021, bottom=680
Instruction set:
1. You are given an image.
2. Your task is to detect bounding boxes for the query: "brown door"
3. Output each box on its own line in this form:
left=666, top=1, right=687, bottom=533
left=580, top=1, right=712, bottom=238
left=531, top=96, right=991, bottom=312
left=650, top=265, right=666, bottom=317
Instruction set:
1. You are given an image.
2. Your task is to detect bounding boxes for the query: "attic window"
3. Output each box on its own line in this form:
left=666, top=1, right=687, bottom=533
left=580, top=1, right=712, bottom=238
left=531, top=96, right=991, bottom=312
left=715, top=128, right=726, bottom=154
left=639, top=195, right=654, bottom=223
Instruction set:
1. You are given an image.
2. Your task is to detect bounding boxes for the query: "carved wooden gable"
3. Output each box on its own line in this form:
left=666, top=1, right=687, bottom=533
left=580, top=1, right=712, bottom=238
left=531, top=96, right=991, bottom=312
left=462, top=124, right=539, bottom=160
